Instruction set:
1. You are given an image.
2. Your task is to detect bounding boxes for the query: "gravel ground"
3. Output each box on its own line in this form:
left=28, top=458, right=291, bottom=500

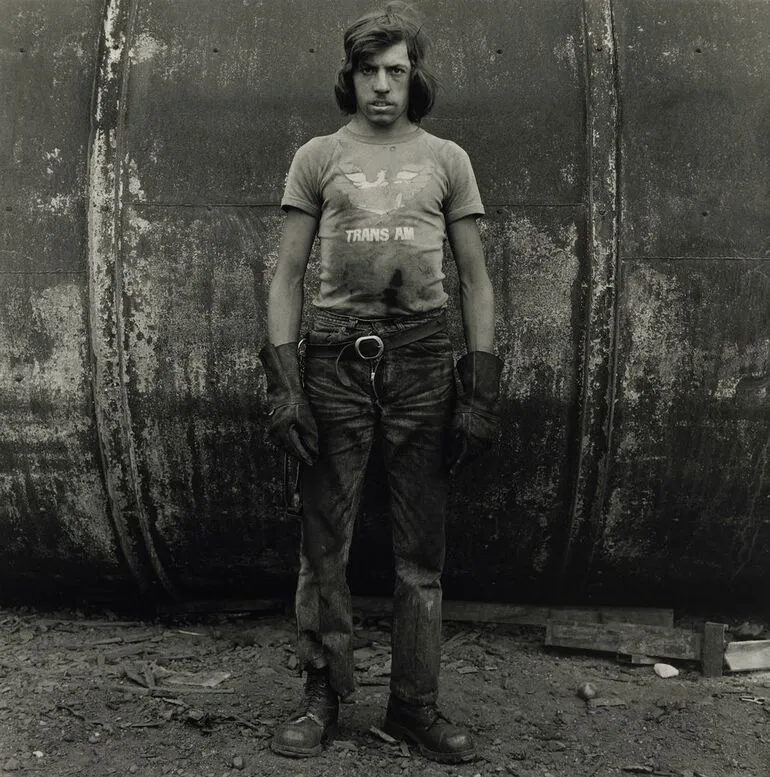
left=0, top=605, right=768, bottom=777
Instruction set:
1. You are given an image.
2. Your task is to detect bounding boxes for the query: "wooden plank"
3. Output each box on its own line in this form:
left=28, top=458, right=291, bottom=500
left=616, top=653, right=656, bottom=666
left=176, top=599, right=287, bottom=615
left=544, top=621, right=702, bottom=661
left=552, top=606, right=673, bottom=627
left=702, top=622, right=727, bottom=677
left=170, top=595, right=673, bottom=627
left=351, top=597, right=674, bottom=627
left=724, top=640, right=770, bottom=672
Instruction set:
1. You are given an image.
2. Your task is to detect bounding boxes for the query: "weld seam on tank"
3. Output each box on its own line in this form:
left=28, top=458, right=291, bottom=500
left=115, top=0, right=182, bottom=600
left=589, top=0, right=624, bottom=572
left=559, top=0, right=621, bottom=585
left=87, top=0, right=148, bottom=592
left=87, top=0, right=180, bottom=600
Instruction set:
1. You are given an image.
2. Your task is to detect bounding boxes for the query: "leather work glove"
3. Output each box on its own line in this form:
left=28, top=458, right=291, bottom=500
left=259, top=342, right=319, bottom=467
left=448, top=351, right=504, bottom=475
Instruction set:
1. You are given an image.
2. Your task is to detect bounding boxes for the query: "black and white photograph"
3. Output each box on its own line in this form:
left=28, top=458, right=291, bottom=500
left=0, top=1, right=768, bottom=775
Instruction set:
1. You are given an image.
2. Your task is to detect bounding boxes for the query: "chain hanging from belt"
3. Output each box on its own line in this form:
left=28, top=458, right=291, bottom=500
left=351, top=334, right=385, bottom=409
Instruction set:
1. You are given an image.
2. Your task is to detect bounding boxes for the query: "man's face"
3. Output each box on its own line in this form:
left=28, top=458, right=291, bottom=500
left=352, top=41, right=412, bottom=133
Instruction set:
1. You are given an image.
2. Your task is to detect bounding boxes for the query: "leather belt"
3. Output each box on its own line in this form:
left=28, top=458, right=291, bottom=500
left=306, top=312, right=447, bottom=360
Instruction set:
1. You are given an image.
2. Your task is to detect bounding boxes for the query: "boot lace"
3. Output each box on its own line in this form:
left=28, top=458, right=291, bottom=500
left=424, top=704, right=453, bottom=729
left=302, top=669, right=337, bottom=718
left=305, top=673, right=333, bottom=708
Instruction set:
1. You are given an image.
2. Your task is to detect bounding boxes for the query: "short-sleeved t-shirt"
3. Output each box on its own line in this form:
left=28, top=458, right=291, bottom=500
left=281, top=124, right=484, bottom=318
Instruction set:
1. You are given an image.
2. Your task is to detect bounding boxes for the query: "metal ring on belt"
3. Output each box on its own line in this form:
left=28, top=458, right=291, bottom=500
left=354, top=334, right=385, bottom=360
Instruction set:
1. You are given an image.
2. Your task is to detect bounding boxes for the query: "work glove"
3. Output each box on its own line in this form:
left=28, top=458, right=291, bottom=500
left=447, top=350, right=503, bottom=475
left=259, top=342, right=319, bottom=467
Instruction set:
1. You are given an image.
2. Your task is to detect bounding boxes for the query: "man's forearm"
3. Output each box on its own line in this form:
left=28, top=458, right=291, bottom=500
left=459, top=276, right=495, bottom=353
left=265, top=207, right=317, bottom=346
left=267, top=274, right=305, bottom=346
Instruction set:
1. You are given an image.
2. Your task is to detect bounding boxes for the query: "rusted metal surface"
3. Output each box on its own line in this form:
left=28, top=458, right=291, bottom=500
left=0, top=0, right=126, bottom=597
left=617, top=0, right=770, bottom=259
left=594, top=0, right=770, bottom=604
left=602, top=260, right=770, bottom=602
left=87, top=0, right=175, bottom=597
left=432, top=0, right=589, bottom=600
left=0, top=277, right=120, bottom=592
left=124, top=0, right=355, bottom=206
left=426, top=0, right=586, bottom=206
left=118, top=205, right=286, bottom=594
left=1, top=0, right=768, bottom=607
left=439, top=208, right=586, bottom=600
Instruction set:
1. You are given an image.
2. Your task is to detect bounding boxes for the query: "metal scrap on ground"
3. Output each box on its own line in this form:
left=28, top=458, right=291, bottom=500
left=724, top=640, right=770, bottom=672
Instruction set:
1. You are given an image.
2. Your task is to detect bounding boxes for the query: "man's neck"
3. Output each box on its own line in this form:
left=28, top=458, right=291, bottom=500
left=347, top=115, right=417, bottom=139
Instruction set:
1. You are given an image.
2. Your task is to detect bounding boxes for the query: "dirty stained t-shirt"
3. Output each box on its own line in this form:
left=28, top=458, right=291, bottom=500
left=281, top=124, right=485, bottom=318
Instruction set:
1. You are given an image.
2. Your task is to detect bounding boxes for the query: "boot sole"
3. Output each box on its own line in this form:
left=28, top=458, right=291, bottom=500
left=270, top=723, right=338, bottom=759
left=382, top=720, right=476, bottom=764
left=270, top=741, right=322, bottom=758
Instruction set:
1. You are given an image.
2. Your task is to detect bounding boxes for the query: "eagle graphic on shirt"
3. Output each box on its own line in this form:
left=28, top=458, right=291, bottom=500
left=336, top=163, right=432, bottom=216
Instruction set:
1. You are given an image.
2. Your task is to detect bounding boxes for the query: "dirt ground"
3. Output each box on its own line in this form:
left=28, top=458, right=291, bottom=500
left=0, top=604, right=768, bottom=777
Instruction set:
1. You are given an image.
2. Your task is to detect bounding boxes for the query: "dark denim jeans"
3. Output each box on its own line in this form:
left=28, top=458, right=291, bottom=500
left=294, top=308, right=455, bottom=705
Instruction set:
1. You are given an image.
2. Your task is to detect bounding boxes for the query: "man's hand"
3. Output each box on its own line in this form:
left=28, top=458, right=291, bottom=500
left=266, top=401, right=319, bottom=467
left=448, top=351, right=503, bottom=475
left=259, top=342, right=319, bottom=467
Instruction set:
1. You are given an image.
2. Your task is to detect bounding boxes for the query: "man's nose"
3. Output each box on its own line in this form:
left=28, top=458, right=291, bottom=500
left=373, top=69, right=389, bottom=92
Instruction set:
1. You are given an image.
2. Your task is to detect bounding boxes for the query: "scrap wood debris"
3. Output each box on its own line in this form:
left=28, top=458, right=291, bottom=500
left=353, top=641, right=392, bottom=685
left=55, top=703, right=86, bottom=721
left=443, top=629, right=480, bottom=652
left=368, top=725, right=397, bottom=744
left=181, top=707, right=269, bottom=736
left=121, top=661, right=232, bottom=693
left=588, top=697, right=627, bottom=709
left=620, top=769, right=712, bottom=777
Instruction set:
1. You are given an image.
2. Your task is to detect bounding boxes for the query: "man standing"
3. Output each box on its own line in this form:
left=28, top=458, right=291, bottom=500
left=259, top=2, right=502, bottom=764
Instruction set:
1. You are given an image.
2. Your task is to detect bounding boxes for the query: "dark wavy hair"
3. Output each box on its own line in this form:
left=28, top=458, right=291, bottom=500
left=334, top=2, right=439, bottom=123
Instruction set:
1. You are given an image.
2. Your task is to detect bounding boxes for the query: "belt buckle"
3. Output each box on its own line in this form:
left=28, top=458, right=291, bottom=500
left=354, top=334, right=384, bottom=360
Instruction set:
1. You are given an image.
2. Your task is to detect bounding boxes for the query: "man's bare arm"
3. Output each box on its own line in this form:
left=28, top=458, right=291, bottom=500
left=267, top=207, right=319, bottom=345
left=446, top=215, right=495, bottom=353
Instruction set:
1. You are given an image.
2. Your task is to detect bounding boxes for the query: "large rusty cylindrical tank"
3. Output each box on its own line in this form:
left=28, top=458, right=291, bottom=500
left=1, top=0, right=768, bottom=609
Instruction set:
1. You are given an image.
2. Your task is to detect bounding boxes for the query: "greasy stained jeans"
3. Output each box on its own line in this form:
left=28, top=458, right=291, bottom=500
left=295, top=308, right=455, bottom=705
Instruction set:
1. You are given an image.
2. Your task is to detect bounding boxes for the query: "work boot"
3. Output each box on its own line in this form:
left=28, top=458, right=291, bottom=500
left=383, top=695, right=476, bottom=763
left=271, top=667, right=339, bottom=757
